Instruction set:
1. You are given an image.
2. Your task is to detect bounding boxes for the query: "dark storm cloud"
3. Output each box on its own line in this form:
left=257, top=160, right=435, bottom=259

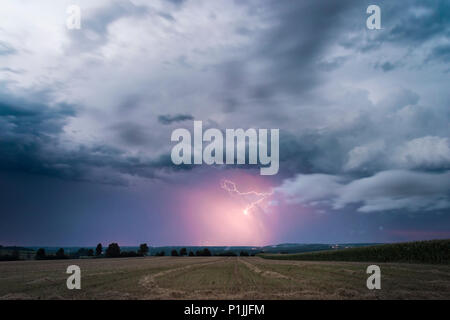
left=0, top=92, right=74, bottom=134
left=341, top=0, right=450, bottom=57
left=111, top=122, right=149, bottom=146
left=158, top=113, right=194, bottom=125
left=376, top=61, right=397, bottom=72
left=0, top=91, right=185, bottom=184
left=0, top=90, right=75, bottom=176
left=254, top=0, right=358, bottom=93
left=2, top=0, right=449, bottom=190
left=2, top=0, right=450, bottom=247
left=277, top=130, right=333, bottom=176
left=218, top=0, right=360, bottom=108
left=427, top=44, right=450, bottom=63
left=384, top=0, right=450, bottom=44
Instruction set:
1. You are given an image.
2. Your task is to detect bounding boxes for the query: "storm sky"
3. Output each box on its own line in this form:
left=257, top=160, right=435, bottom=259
left=1, top=0, right=449, bottom=246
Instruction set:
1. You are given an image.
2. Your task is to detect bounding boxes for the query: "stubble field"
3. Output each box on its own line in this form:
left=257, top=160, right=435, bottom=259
left=0, top=256, right=449, bottom=300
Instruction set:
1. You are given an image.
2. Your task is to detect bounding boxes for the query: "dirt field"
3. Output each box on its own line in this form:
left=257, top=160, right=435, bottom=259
left=0, top=257, right=449, bottom=300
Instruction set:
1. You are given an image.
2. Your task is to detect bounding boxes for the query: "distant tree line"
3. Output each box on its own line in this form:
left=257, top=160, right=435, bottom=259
left=164, top=248, right=253, bottom=257
left=0, top=252, right=20, bottom=261
left=35, top=248, right=70, bottom=260
left=30, top=243, right=254, bottom=260
left=33, top=243, right=150, bottom=260
left=0, top=246, right=34, bottom=261
left=168, top=248, right=212, bottom=256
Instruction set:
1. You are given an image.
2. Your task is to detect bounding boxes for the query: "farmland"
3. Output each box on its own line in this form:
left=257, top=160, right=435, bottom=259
left=259, top=239, right=450, bottom=264
left=1, top=256, right=449, bottom=300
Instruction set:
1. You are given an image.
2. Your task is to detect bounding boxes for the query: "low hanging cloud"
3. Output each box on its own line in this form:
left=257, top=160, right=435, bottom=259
left=343, top=136, right=450, bottom=172
left=392, top=136, right=450, bottom=169
left=276, top=170, right=450, bottom=213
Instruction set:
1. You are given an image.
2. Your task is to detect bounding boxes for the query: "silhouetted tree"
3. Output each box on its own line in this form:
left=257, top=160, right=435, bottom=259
left=155, top=251, right=165, bottom=256
left=56, top=248, right=66, bottom=259
left=36, top=248, right=46, bottom=260
left=179, top=248, right=187, bottom=256
left=95, top=243, right=103, bottom=256
left=188, top=251, right=195, bottom=256
left=171, top=249, right=179, bottom=256
left=240, top=251, right=249, bottom=256
left=106, top=243, right=121, bottom=258
left=196, top=248, right=212, bottom=256
left=76, top=248, right=90, bottom=257
left=138, top=243, right=149, bottom=256
left=87, top=249, right=94, bottom=256
left=120, top=251, right=139, bottom=257
left=216, top=251, right=236, bottom=256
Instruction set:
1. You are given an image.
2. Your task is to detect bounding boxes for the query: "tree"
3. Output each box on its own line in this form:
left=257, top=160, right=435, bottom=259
left=138, top=243, right=149, bottom=256
left=120, top=251, right=139, bottom=257
left=95, top=243, right=103, bottom=256
left=240, top=251, right=249, bottom=256
left=196, top=248, right=212, bottom=256
left=155, top=251, right=165, bottom=256
left=188, top=251, right=194, bottom=256
left=36, top=248, right=46, bottom=260
left=105, top=243, right=121, bottom=258
left=56, top=248, right=66, bottom=259
left=217, top=251, right=236, bottom=256
left=171, top=249, right=179, bottom=256
left=179, top=248, right=187, bottom=256
left=87, top=249, right=94, bottom=256
left=76, top=248, right=90, bottom=257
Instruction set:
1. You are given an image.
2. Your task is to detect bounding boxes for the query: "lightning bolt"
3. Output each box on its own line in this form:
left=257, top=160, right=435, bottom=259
left=220, top=179, right=273, bottom=215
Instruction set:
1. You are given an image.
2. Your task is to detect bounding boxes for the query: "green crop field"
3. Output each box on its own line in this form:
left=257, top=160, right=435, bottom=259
left=259, top=239, right=450, bottom=264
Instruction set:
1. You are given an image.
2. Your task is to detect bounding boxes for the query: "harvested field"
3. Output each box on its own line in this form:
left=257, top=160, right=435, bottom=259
left=0, top=257, right=449, bottom=300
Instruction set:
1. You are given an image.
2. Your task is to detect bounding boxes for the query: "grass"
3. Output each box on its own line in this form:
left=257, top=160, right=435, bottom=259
left=259, top=239, right=450, bottom=264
